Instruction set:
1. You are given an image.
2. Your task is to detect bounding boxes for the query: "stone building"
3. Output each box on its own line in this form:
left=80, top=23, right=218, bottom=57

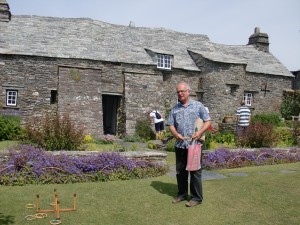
left=0, top=0, right=294, bottom=137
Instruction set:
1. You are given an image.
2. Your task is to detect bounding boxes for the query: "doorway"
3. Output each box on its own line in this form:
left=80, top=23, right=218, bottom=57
left=102, top=95, right=120, bottom=135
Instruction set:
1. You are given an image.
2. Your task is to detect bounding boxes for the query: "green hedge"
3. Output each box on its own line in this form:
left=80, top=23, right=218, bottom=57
left=0, top=115, right=23, bottom=140
left=281, top=90, right=300, bottom=120
left=251, top=113, right=282, bottom=127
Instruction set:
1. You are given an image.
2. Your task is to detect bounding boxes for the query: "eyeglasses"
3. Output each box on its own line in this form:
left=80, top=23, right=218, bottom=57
left=176, top=89, right=189, bottom=94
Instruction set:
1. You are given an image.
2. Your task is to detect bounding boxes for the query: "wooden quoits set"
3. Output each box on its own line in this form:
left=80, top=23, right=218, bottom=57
left=25, top=188, right=77, bottom=224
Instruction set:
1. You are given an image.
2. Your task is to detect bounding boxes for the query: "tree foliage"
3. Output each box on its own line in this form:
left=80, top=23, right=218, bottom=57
left=281, top=90, right=300, bottom=119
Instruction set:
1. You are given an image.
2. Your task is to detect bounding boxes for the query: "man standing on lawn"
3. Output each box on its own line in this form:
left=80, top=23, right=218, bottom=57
left=166, top=81, right=211, bottom=207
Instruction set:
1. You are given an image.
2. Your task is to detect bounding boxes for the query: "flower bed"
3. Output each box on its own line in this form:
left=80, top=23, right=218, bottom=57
left=0, top=145, right=167, bottom=186
left=204, top=148, right=300, bottom=170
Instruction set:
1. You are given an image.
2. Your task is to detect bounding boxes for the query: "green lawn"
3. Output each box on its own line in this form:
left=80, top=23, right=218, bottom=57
left=0, top=140, right=19, bottom=151
left=0, top=157, right=299, bottom=225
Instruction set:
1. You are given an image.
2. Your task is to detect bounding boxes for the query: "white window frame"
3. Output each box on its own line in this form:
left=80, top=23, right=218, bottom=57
left=243, top=92, right=252, bottom=106
left=6, top=90, right=18, bottom=106
left=157, top=54, right=172, bottom=70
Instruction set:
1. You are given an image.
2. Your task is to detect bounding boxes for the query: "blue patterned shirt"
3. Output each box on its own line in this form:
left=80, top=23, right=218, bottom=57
left=166, top=100, right=211, bottom=149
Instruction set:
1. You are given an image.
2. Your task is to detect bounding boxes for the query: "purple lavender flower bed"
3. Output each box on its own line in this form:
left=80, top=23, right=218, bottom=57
left=0, top=145, right=167, bottom=186
left=204, top=148, right=300, bottom=170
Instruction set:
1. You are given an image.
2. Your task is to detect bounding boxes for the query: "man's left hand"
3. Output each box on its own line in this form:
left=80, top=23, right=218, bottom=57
left=191, top=131, right=202, bottom=140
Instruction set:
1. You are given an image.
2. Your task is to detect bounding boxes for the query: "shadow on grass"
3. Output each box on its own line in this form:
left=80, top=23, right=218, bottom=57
left=150, top=181, right=177, bottom=197
left=0, top=212, right=15, bottom=225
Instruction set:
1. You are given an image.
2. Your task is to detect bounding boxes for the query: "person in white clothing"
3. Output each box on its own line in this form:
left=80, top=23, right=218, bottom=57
left=149, top=110, right=165, bottom=140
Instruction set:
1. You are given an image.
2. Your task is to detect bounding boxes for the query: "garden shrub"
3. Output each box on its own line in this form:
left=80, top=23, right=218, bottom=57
left=135, top=119, right=155, bottom=141
left=291, top=121, right=300, bottom=147
left=95, top=135, right=114, bottom=144
left=273, top=127, right=297, bottom=147
left=251, top=113, right=282, bottom=127
left=0, top=115, right=23, bottom=141
left=165, top=138, right=176, bottom=152
left=281, top=90, right=300, bottom=120
left=123, top=134, right=146, bottom=143
left=83, top=134, right=95, bottom=143
left=213, top=131, right=236, bottom=146
left=160, top=129, right=173, bottom=141
left=203, top=131, right=213, bottom=150
left=131, top=143, right=137, bottom=151
left=204, top=131, right=236, bottom=150
left=23, top=112, right=85, bottom=151
left=207, top=140, right=219, bottom=150
left=147, top=141, right=157, bottom=149
left=111, top=142, right=126, bottom=152
left=237, top=123, right=277, bottom=148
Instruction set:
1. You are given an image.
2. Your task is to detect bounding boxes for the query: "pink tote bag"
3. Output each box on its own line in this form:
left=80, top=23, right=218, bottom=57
left=186, top=140, right=202, bottom=171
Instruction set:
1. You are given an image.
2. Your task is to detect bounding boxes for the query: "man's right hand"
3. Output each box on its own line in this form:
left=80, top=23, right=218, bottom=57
left=176, top=133, right=185, bottom=141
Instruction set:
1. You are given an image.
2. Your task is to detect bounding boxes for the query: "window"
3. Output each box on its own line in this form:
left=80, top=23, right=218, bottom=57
left=50, top=90, right=58, bottom=104
left=6, top=90, right=18, bottom=106
left=196, top=91, right=204, bottom=102
left=157, top=54, right=172, bottom=69
left=226, top=84, right=239, bottom=96
left=243, top=93, right=253, bottom=106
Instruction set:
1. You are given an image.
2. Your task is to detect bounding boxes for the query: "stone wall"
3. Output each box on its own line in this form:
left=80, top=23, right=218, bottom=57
left=0, top=55, right=59, bottom=118
left=0, top=55, right=199, bottom=137
left=161, top=70, right=203, bottom=112
left=189, top=54, right=292, bottom=122
left=0, top=53, right=293, bottom=138
left=58, top=66, right=104, bottom=135
left=292, top=70, right=300, bottom=90
left=0, top=55, right=126, bottom=136
left=124, top=70, right=164, bottom=134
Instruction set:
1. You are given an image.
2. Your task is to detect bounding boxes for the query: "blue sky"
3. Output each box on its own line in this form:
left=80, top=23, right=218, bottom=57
left=7, top=0, right=300, bottom=71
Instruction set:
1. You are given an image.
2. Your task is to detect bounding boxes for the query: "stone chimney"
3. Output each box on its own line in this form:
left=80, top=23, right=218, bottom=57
left=0, top=0, right=11, bottom=22
left=129, top=21, right=135, bottom=27
left=248, top=27, right=269, bottom=52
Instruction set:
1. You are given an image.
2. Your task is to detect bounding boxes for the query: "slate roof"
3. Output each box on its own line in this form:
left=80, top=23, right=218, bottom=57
left=188, top=44, right=293, bottom=76
left=0, top=15, right=293, bottom=77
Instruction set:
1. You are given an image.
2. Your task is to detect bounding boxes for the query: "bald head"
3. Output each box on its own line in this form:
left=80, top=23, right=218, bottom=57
left=176, top=82, right=191, bottom=105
